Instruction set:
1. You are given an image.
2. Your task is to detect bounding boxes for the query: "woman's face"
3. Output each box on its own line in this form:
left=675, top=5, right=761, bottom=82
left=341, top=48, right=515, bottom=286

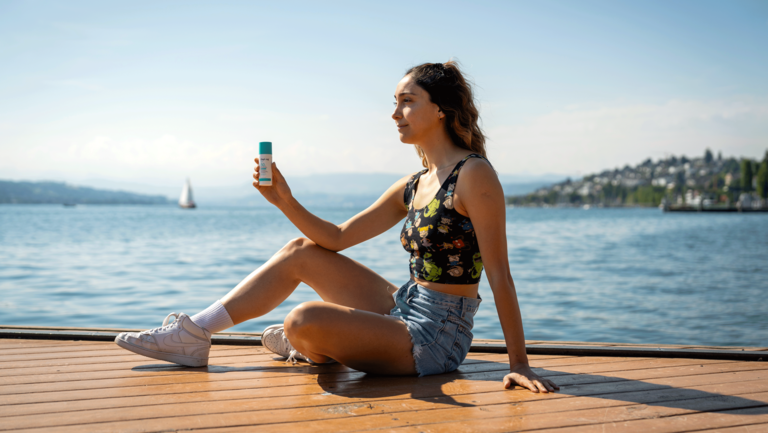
left=392, top=74, right=443, bottom=145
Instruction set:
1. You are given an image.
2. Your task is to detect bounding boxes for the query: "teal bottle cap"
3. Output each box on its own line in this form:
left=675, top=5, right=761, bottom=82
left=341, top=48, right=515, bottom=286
left=259, top=142, right=272, bottom=154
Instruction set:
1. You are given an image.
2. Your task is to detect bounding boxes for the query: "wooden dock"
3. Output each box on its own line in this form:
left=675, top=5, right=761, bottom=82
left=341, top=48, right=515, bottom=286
left=1, top=327, right=767, bottom=432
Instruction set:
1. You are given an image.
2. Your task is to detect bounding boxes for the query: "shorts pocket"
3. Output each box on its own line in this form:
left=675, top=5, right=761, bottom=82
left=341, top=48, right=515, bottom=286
left=407, top=295, right=450, bottom=324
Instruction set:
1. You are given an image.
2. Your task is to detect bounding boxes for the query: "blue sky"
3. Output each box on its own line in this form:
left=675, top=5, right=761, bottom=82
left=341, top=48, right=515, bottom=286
left=1, top=0, right=767, bottom=189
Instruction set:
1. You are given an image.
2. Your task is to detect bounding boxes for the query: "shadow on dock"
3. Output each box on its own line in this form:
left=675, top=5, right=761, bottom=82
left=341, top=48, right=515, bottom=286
left=132, top=358, right=768, bottom=415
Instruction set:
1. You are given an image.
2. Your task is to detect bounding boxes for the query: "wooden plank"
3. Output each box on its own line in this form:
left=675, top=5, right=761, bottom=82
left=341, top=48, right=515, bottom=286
left=0, top=347, right=271, bottom=370
left=3, top=360, right=766, bottom=430
left=0, top=354, right=681, bottom=398
left=0, top=339, right=109, bottom=349
left=2, top=355, right=764, bottom=420
left=518, top=406, right=768, bottom=433
left=8, top=375, right=768, bottom=432
left=2, top=338, right=767, bottom=433
left=0, top=357, right=565, bottom=406
left=0, top=345, right=248, bottom=362
left=0, top=354, right=673, bottom=397
left=0, top=352, right=565, bottom=385
left=203, top=390, right=768, bottom=433
left=472, top=342, right=768, bottom=361
left=691, top=424, right=768, bottom=433
left=0, top=356, right=732, bottom=397
left=0, top=342, right=248, bottom=362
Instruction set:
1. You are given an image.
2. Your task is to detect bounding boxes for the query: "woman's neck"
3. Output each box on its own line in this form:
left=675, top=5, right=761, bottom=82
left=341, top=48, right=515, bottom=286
left=420, top=142, right=470, bottom=174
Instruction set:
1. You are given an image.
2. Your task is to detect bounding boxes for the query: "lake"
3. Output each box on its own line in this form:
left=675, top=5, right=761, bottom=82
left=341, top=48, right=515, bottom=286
left=1, top=204, right=766, bottom=347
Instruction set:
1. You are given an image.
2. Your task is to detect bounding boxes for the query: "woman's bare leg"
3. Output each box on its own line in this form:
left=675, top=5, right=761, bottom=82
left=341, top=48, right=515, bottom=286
left=285, top=301, right=417, bottom=375
left=220, top=237, right=398, bottom=323
left=218, top=237, right=416, bottom=375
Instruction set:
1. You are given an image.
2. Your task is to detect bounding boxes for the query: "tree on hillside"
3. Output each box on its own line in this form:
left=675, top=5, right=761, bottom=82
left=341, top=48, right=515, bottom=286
left=705, top=148, right=713, bottom=164
left=741, top=159, right=754, bottom=192
left=757, top=151, right=768, bottom=199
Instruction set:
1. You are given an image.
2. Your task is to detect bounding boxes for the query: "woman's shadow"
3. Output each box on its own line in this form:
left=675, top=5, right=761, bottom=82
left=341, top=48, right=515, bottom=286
left=313, top=359, right=768, bottom=414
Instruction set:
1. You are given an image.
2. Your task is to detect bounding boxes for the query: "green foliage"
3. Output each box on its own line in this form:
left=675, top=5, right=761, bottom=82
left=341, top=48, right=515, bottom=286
left=704, top=148, right=713, bottom=164
left=741, top=159, right=754, bottom=192
left=631, top=186, right=667, bottom=206
left=758, top=159, right=768, bottom=199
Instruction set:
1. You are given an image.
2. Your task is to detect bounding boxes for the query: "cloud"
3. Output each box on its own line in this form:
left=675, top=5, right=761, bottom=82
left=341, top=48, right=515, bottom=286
left=487, top=98, right=768, bottom=176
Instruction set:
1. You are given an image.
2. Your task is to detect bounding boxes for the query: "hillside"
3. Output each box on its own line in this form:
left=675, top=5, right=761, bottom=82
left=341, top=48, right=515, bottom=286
left=0, top=180, right=171, bottom=205
left=507, top=149, right=768, bottom=207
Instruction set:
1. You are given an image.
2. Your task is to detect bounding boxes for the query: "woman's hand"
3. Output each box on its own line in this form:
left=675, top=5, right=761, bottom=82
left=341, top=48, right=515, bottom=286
left=503, top=363, right=559, bottom=393
left=252, top=160, right=293, bottom=208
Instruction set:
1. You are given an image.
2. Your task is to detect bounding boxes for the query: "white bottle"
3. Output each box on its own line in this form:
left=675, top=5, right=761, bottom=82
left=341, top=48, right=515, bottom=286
left=259, top=141, right=273, bottom=186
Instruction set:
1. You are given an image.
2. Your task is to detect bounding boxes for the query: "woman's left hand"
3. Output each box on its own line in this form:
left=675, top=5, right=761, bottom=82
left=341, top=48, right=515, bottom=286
left=503, top=363, right=560, bottom=393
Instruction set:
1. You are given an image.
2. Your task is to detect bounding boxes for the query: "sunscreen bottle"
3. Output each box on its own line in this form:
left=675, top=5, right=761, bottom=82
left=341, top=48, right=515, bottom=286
left=259, top=141, right=273, bottom=186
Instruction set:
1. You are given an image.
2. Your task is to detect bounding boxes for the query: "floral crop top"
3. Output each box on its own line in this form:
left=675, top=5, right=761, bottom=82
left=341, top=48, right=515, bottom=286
left=400, top=153, right=491, bottom=284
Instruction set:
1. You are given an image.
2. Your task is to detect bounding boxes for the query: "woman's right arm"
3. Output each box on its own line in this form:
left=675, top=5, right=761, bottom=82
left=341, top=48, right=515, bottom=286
left=253, top=159, right=411, bottom=252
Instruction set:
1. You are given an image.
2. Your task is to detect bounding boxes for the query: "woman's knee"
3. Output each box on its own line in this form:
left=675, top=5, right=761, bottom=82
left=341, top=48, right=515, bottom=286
left=284, top=301, right=327, bottom=342
left=279, top=237, right=318, bottom=261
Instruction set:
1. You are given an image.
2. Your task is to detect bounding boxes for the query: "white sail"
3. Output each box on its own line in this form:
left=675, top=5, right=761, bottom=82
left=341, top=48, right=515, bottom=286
left=179, top=178, right=196, bottom=208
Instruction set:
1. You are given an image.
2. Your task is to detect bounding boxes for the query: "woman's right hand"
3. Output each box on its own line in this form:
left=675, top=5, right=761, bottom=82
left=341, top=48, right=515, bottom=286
left=252, top=160, right=294, bottom=208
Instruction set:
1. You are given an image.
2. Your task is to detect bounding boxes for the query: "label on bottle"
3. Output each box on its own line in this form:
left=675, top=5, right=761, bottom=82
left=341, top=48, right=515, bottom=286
left=259, top=155, right=273, bottom=185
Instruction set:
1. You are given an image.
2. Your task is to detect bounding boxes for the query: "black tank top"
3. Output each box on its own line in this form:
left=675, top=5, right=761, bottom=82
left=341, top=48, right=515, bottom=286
left=400, top=153, right=492, bottom=284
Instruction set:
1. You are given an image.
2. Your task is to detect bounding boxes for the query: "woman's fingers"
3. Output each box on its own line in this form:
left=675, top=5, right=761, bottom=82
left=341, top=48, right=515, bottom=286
left=503, top=373, right=558, bottom=393
left=503, top=376, right=512, bottom=389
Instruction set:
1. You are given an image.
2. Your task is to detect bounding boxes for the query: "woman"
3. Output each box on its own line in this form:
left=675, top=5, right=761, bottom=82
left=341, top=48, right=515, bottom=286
left=115, top=61, right=559, bottom=393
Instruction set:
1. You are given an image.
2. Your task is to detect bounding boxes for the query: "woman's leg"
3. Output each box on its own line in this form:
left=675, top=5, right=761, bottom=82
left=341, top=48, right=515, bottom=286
left=220, top=237, right=416, bottom=375
left=285, top=301, right=417, bottom=375
left=220, top=237, right=398, bottom=323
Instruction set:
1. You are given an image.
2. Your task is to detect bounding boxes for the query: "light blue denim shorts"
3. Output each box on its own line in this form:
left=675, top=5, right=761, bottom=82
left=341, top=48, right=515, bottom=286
left=389, top=279, right=482, bottom=377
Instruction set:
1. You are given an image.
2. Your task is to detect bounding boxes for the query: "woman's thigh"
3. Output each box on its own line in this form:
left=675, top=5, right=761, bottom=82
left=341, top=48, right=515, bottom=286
left=286, top=301, right=416, bottom=376
left=291, top=238, right=399, bottom=315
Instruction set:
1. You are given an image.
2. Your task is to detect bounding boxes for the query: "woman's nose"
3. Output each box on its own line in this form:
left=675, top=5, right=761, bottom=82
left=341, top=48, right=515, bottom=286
left=392, top=105, right=401, bottom=120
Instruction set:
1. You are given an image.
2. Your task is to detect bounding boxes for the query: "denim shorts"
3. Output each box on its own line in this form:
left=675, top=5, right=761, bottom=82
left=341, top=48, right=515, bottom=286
left=389, top=279, right=482, bottom=377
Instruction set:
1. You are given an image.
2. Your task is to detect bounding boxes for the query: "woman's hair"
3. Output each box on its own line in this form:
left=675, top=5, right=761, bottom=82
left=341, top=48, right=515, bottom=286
left=405, top=60, right=487, bottom=168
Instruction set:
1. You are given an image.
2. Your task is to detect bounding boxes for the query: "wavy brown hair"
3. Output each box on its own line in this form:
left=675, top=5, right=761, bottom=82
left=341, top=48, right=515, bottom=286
left=405, top=60, right=487, bottom=168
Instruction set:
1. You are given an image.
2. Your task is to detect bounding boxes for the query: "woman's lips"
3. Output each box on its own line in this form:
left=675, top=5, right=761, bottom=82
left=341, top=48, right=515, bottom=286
left=397, top=124, right=408, bottom=129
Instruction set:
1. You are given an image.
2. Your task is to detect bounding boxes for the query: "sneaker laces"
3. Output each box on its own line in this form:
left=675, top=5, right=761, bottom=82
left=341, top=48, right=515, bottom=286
left=287, top=349, right=302, bottom=365
left=266, top=326, right=308, bottom=364
left=140, top=313, right=180, bottom=336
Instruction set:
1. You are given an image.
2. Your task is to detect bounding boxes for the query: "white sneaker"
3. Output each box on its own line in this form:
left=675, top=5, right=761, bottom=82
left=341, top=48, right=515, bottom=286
left=115, top=312, right=211, bottom=367
left=262, top=324, right=313, bottom=364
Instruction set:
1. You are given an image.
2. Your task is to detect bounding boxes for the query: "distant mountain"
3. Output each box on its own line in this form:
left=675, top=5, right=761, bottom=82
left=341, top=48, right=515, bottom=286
left=0, top=180, right=171, bottom=205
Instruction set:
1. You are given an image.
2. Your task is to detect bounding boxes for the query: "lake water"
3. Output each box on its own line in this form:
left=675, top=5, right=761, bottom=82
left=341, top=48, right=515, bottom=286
left=1, top=204, right=766, bottom=347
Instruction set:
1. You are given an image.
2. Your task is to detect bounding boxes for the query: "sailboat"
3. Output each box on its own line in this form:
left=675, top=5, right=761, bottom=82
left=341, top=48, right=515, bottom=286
left=179, top=178, right=196, bottom=209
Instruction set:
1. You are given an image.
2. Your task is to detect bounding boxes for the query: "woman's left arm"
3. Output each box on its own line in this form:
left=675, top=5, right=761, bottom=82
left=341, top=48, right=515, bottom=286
left=457, top=160, right=559, bottom=393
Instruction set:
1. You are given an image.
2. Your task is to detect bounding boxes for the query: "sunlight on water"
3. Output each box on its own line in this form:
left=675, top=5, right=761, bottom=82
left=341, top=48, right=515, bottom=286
left=1, top=204, right=766, bottom=346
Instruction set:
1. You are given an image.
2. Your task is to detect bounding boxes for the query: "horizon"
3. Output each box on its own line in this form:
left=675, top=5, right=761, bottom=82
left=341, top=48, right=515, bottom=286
left=1, top=0, right=767, bottom=187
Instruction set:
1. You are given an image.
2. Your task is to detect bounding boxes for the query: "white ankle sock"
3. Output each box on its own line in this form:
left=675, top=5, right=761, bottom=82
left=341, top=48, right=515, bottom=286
left=190, top=300, right=235, bottom=334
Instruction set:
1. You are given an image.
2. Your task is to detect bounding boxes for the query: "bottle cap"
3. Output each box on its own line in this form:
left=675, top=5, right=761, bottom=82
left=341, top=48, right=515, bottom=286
left=259, top=142, right=272, bottom=154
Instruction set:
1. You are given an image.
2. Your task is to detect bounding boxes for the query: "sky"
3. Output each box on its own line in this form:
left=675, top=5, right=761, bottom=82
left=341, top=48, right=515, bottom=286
left=1, top=0, right=767, bottom=190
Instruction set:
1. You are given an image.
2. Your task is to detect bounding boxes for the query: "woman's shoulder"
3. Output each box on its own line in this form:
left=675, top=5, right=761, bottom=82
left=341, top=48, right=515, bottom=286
left=454, top=155, right=503, bottom=208
left=459, top=154, right=497, bottom=182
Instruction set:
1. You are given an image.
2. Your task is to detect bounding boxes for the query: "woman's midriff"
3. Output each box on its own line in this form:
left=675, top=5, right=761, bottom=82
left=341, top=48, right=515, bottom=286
left=411, top=273, right=479, bottom=298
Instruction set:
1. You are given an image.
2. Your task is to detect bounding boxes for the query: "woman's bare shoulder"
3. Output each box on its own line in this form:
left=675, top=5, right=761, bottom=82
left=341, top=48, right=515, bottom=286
left=454, top=157, right=503, bottom=214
